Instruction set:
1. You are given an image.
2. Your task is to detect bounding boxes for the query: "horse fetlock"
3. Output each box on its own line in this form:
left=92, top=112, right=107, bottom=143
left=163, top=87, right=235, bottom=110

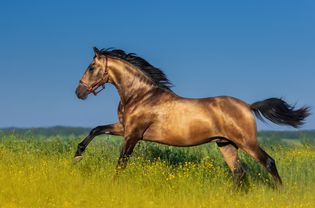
left=76, top=144, right=86, bottom=154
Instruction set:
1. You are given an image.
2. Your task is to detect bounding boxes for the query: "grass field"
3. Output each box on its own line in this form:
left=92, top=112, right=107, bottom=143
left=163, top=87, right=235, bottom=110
left=0, top=133, right=314, bottom=208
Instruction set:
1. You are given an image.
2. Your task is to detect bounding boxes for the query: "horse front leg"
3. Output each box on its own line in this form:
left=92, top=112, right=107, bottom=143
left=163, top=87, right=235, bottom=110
left=74, top=123, right=124, bottom=162
left=115, top=136, right=140, bottom=172
left=113, top=118, right=149, bottom=179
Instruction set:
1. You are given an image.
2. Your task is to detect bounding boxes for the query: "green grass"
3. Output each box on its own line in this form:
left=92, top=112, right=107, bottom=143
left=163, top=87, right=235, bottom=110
left=0, top=133, right=314, bottom=207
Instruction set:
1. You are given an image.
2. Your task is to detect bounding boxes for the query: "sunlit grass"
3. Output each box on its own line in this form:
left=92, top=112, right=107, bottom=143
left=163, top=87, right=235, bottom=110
left=0, top=134, right=314, bottom=207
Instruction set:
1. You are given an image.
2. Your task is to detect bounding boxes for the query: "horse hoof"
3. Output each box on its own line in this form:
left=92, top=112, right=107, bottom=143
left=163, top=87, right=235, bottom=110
left=73, top=156, right=83, bottom=164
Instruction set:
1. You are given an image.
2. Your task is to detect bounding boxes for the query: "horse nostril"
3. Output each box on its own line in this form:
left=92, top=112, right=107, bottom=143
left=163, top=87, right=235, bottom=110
left=75, top=86, right=83, bottom=97
left=75, top=85, right=89, bottom=100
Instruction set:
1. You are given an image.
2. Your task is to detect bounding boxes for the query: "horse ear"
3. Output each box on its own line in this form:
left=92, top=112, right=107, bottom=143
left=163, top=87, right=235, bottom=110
left=93, top=47, right=100, bottom=57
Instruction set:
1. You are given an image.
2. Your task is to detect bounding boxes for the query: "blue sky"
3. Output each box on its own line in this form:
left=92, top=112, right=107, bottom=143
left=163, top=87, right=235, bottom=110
left=0, top=0, right=314, bottom=130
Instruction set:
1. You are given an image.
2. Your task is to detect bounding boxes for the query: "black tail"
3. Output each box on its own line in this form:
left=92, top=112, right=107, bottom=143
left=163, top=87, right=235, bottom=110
left=251, top=98, right=310, bottom=128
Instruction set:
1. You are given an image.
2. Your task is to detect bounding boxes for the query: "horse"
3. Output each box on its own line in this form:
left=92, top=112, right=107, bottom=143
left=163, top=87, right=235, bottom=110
left=75, top=47, right=310, bottom=186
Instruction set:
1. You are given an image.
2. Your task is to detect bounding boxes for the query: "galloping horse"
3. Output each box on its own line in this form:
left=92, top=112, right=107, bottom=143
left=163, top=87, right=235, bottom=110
left=75, top=47, right=310, bottom=186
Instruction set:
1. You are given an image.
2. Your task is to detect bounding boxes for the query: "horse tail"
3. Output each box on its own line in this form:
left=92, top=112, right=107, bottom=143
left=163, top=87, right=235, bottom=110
left=250, top=98, right=310, bottom=128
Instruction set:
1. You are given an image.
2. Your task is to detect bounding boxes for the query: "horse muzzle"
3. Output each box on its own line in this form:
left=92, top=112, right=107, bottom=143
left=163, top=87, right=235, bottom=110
left=75, top=84, right=89, bottom=100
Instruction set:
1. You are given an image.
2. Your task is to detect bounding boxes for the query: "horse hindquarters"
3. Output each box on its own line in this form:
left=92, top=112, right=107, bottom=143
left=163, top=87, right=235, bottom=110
left=212, top=97, right=283, bottom=185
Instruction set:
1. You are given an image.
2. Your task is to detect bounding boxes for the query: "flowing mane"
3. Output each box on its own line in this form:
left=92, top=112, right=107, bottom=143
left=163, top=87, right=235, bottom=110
left=99, top=48, right=173, bottom=91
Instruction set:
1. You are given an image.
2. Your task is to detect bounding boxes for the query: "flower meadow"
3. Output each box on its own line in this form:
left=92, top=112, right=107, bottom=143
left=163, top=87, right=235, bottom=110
left=0, top=133, right=314, bottom=208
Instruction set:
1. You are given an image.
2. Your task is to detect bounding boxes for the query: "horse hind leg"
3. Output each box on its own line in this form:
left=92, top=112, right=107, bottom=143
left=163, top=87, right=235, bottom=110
left=216, top=141, right=246, bottom=187
left=242, top=144, right=282, bottom=185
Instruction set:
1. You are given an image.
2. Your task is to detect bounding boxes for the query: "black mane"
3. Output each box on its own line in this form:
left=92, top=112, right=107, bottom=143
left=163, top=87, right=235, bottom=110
left=99, top=48, right=173, bottom=91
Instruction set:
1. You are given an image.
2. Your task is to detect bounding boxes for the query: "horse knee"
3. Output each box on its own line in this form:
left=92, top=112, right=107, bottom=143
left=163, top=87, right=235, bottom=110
left=90, top=127, right=100, bottom=136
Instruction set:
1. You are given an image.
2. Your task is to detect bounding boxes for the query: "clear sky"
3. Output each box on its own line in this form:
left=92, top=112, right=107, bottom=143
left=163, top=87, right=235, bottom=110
left=0, top=0, right=314, bottom=130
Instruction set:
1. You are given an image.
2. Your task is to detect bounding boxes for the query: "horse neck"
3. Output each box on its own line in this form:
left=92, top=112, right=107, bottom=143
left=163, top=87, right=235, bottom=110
left=108, top=58, right=156, bottom=105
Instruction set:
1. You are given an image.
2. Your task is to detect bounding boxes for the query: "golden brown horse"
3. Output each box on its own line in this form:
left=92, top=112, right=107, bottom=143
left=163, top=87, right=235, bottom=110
left=75, top=47, right=310, bottom=186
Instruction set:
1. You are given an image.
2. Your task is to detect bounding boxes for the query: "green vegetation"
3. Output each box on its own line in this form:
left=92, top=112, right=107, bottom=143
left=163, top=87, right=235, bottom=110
left=0, top=130, right=314, bottom=207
